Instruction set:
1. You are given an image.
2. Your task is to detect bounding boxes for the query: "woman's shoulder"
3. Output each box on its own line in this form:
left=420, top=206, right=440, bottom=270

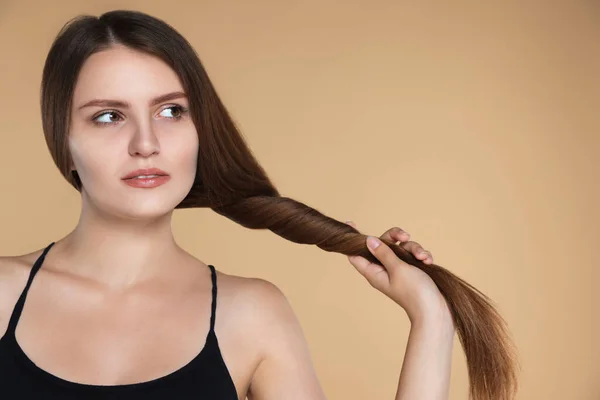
left=213, top=270, right=319, bottom=397
left=216, top=270, right=292, bottom=313
left=212, top=270, right=306, bottom=376
left=216, top=270, right=285, bottom=295
left=0, top=248, right=47, bottom=337
left=0, top=248, right=45, bottom=288
left=214, top=270, right=298, bottom=332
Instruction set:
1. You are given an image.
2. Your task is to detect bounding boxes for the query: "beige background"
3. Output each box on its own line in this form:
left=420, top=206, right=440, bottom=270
left=0, top=1, right=598, bottom=399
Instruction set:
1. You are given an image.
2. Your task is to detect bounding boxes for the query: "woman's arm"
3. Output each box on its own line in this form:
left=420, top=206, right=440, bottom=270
left=246, top=221, right=454, bottom=400
left=244, top=279, right=327, bottom=400
left=245, top=278, right=454, bottom=400
left=345, top=222, right=455, bottom=400
left=395, top=305, right=455, bottom=400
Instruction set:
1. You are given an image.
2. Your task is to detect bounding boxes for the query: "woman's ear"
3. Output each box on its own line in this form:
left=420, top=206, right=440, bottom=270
left=68, top=157, right=76, bottom=172
left=69, top=160, right=78, bottom=177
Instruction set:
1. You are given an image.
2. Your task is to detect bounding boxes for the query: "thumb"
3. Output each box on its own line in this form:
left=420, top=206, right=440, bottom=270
left=345, top=221, right=389, bottom=290
left=349, top=254, right=387, bottom=279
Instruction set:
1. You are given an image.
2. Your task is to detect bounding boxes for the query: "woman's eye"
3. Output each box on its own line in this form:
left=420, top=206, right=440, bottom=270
left=91, top=106, right=187, bottom=126
left=93, top=111, right=121, bottom=125
left=159, top=105, right=187, bottom=119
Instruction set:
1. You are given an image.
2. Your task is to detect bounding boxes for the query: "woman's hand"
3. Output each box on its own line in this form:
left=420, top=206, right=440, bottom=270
left=345, top=221, right=452, bottom=325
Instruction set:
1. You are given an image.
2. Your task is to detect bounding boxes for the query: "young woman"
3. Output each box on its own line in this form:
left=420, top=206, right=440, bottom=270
left=0, top=10, right=517, bottom=400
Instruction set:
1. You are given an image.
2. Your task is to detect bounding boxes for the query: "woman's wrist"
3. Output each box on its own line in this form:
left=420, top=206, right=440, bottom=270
left=409, top=298, right=455, bottom=333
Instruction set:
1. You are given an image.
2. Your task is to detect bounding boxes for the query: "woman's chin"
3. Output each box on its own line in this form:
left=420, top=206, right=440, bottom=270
left=82, top=184, right=192, bottom=221
left=90, top=199, right=182, bottom=222
left=115, top=206, right=176, bottom=222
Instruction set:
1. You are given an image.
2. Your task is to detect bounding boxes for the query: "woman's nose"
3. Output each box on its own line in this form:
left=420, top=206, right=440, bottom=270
left=128, top=121, right=160, bottom=157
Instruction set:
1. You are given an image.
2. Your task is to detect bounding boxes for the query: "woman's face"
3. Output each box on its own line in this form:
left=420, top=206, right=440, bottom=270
left=69, top=45, right=199, bottom=220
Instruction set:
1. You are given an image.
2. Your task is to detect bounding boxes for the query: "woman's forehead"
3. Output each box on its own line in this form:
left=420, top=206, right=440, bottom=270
left=72, top=46, right=183, bottom=106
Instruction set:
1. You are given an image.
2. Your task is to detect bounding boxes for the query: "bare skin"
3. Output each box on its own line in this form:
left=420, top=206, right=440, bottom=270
left=0, top=228, right=445, bottom=400
left=0, top=247, right=271, bottom=398
left=0, top=44, right=452, bottom=399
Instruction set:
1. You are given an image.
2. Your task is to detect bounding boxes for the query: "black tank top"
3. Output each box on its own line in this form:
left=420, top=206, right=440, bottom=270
left=0, top=242, right=239, bottom=399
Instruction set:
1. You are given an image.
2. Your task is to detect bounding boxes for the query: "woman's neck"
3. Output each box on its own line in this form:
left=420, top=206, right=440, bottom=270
left=48, top=207, right=186, bottom=290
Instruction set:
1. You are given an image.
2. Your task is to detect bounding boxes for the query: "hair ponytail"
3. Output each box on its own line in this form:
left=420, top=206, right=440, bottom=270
left=210, top=195, right=519, bottom=400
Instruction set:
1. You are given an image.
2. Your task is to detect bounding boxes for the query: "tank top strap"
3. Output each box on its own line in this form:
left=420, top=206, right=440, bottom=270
left=5, top=242, right=55, bottom=337
left=208, top=264, right=217, bottom=332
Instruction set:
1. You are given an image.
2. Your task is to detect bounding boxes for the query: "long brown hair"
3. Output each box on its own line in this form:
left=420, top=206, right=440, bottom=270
left=40, top=9, right=519, bottom=399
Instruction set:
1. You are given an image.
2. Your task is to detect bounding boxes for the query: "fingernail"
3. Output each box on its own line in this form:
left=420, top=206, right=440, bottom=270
left=367, top=236, right=380, bottom=250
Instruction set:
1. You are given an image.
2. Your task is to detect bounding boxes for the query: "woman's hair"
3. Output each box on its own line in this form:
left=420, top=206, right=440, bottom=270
left=40, top=9, right=519, bottom=400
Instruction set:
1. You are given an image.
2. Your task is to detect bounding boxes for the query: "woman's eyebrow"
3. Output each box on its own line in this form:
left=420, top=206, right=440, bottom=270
left=77, top=91, right=187, bottom=110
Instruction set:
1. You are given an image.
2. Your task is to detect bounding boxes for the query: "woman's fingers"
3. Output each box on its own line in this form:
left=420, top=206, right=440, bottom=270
left=345, top=220, right=357, bottom=229
left=379, top=226, right=434, bottom=264
left=402, top=241, right=433, bottom=264
left=346, top=220, right=433, bottom=270
left=380, top=226, right=410, bottom=243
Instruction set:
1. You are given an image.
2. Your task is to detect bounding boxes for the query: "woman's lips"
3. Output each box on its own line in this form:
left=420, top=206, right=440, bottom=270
left=122, top=175, right=171, bottom=188
left=121, top=168, right=169, bottom=180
